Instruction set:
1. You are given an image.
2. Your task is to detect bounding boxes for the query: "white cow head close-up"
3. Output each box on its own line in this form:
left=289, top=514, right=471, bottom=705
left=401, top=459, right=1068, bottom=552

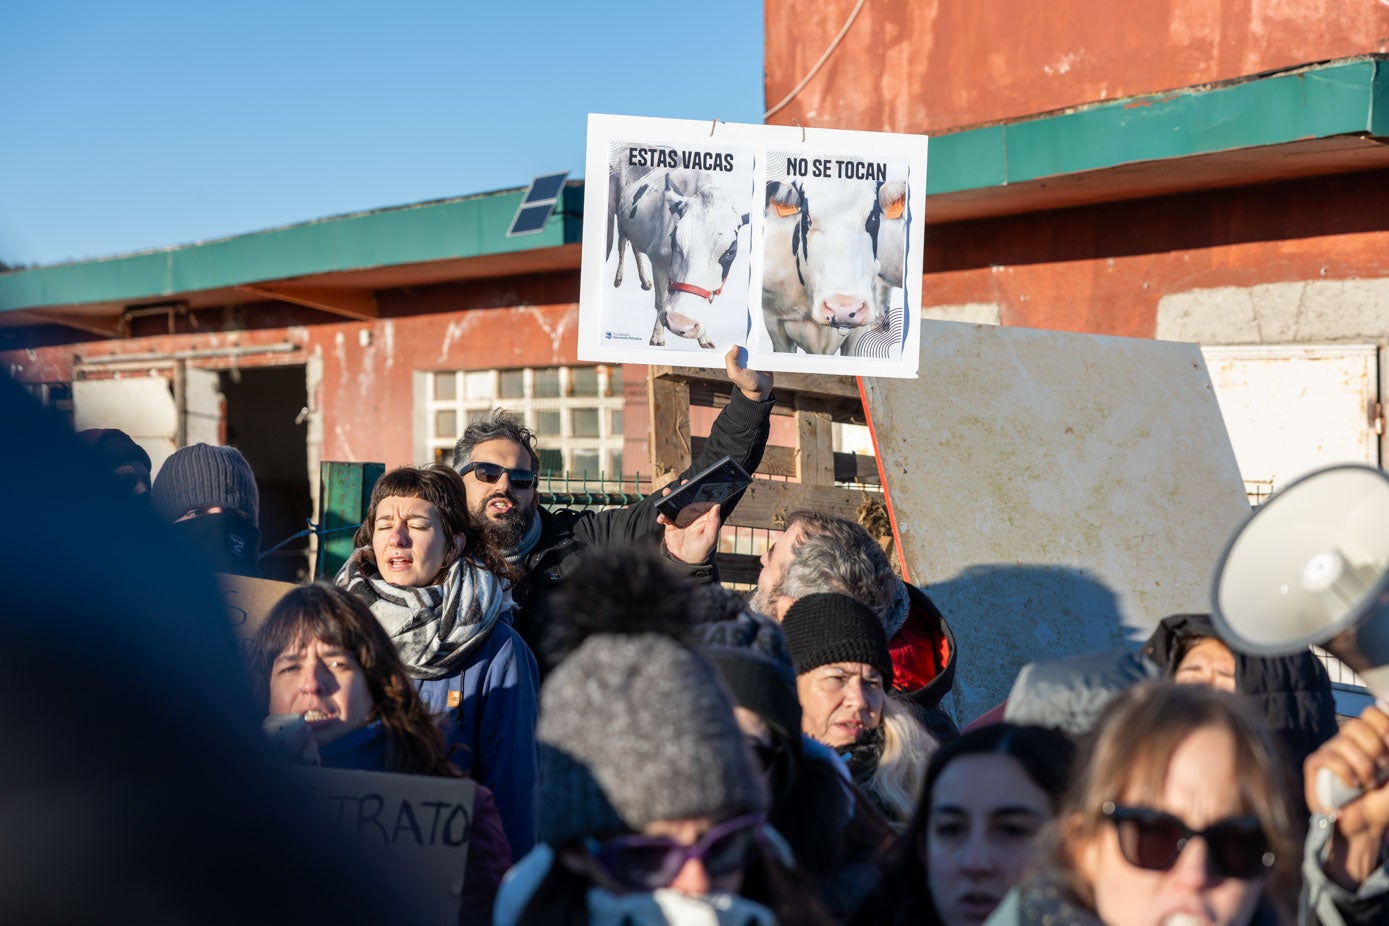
left=761, top=176, right=905, bottom=354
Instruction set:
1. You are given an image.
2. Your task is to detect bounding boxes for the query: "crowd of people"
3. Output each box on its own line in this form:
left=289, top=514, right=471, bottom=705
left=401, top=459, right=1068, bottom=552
left=43, top=348, right=1389, bottom=925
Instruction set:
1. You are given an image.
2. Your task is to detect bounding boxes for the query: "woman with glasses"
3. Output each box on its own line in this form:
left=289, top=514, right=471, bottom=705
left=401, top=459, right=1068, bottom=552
left=496, top=546, right=833, bottom=926
left=858, top=723, right=1074, bottom=926
left=253, top=582, right=513, bottom=923
left=988, top=681, right=1296, bottom=926
left=335, top=463, right=541, bottom=858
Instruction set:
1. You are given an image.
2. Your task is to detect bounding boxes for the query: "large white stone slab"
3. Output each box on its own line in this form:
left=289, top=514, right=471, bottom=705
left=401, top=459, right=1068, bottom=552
left=862, top=320, right=1250, bottom=722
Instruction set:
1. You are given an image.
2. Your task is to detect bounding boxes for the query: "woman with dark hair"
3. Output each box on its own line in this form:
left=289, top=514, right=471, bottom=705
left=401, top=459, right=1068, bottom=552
left=253, top=582, right=512, bottom=922
left=335, top=463, right=540, bottom=856
left=990, top=681, right=1298, bottom=926
left=1142, top=612, right=1337, bottom=812
left=857, top=723, right=1073, bottom=926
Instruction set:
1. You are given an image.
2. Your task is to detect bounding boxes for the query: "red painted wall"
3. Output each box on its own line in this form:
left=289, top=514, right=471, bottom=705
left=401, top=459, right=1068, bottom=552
left=316, top=303, right=582, bottom=466
left=765, top=0, right=1389, bottom=132
left=3, top=284, right=585, bottom=469
left=922, top=170, right=1389, bottom=336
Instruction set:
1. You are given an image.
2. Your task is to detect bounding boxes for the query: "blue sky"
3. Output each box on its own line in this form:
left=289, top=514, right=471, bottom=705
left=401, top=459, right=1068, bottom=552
left=0, top=0, right=765, bottom=266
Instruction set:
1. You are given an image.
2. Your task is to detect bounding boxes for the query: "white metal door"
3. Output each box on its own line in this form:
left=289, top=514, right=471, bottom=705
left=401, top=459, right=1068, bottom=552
left=1202, top=344, right=1380, bottom=503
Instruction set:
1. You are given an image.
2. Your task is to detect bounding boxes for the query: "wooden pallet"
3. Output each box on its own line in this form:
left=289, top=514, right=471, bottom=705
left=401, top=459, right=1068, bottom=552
left=647, top=365, right=890, bottom=584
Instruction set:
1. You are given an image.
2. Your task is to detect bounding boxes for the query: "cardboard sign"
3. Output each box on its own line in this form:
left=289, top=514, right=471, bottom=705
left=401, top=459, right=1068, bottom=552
left=218, top=573, right=297, bottom=652
left=862, top=320, right=1251, bottom=721
left=580, top=113, right=927, bottom=378
left=296, top=766, right=476, bottom=926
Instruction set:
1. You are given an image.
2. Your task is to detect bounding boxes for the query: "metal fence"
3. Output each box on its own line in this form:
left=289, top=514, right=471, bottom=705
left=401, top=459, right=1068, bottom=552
left=537, top=472, right=653, bottom=510
left=539, top=470, right=890, bottom=588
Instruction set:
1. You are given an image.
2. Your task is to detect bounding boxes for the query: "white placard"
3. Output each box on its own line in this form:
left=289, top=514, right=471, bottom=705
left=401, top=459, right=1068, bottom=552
left=579, top=114, right=927, bottom=378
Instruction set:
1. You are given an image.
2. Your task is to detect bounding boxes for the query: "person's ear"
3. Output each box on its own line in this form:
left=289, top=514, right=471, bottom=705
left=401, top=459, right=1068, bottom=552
left=453, top=534, right=467, bottom=557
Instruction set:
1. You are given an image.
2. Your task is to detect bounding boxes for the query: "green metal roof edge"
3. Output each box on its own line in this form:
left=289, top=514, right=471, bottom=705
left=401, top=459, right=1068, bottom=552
left=927, top=58, right=1384, bottom=195
left=1, top=185, right=574, bottom=313
left=3, top=58, right=1382, bottom=314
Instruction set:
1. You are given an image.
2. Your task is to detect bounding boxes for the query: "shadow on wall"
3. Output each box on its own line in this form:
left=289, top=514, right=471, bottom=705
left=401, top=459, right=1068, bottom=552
left=924, top=563, right=1135, bottom=726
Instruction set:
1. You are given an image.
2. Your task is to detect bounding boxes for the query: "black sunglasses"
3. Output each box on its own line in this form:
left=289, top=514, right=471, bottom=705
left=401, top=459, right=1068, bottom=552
left=458, top=461, right=537, bottom=489
left=1102, top=802, right=1274, bottom=880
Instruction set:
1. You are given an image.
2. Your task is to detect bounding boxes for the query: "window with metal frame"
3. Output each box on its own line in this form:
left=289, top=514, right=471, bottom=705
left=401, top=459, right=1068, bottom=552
left=425, top=365, right=625, bottom=477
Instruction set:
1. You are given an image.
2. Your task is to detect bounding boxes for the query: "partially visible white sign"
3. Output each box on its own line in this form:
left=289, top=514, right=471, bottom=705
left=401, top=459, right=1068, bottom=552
left=579, top=113, right=927, bottom=378
left=863, top=320, right=1250, bottom=722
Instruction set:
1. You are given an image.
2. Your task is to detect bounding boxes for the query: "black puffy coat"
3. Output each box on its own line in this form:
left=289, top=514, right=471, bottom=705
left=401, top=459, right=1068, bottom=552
left=1142, top=612, right=1339, bottom=805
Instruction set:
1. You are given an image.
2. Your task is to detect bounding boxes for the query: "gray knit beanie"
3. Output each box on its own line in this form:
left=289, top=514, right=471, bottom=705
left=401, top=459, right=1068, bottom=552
left=151, top=443, right=260, bottom=525
left=690, top=585, right=803, bottom=754
left=538, top=633, right=767, bottom=845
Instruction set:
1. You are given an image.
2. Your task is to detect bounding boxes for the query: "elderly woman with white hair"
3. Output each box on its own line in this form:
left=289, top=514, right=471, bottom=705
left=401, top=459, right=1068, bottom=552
left=782, top=592, right=937, bottom=829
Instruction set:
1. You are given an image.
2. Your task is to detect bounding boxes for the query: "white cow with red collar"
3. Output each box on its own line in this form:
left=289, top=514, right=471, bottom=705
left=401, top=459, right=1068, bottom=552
left=608, top=163, right=748, bottom=348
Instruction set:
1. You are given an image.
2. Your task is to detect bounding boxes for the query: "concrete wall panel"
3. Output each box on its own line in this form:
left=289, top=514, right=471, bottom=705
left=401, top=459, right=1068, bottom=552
left=863, top=320, right=1250, bottom=721
left=1157, top=279, right=1389, bottom=344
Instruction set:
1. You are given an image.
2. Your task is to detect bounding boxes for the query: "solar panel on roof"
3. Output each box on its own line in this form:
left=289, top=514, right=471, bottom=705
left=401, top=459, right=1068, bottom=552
left=507, top=171, right=569, bottom=236
left=526, top=172, right=568, bottom=202
left=510, top=203, right=556, bottom=235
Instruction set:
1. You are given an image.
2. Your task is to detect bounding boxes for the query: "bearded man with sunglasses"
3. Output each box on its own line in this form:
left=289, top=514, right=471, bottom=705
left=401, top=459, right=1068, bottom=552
left=453, top=346, right=773, bottom=669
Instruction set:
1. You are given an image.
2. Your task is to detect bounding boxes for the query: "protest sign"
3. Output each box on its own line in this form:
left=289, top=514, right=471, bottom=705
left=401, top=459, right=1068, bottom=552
left=580, top=113, right=927, bottom=378
left=296, top=766, right=476, bottom=926
left=218, top=572, right=297, bottom=655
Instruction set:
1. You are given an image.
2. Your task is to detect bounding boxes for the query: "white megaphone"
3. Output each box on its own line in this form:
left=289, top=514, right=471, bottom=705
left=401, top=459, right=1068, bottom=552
left=1211, top=464, right=1389, bottom=810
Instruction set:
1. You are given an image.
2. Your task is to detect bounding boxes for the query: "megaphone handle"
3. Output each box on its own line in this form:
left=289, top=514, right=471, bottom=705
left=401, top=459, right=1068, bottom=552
left=1316, top=767, right=1364, bottom=811
left=1316, top=765, right=1389, bottom=811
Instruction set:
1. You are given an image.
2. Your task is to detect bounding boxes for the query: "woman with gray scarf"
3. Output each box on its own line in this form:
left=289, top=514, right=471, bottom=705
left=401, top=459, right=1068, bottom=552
left=335, top=463, right=540, bottom=856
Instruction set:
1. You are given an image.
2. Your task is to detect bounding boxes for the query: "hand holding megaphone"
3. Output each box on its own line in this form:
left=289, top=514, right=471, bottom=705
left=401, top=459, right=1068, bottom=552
left=1305, top=703, right=1389, bottom=823
left=1211, top=465, right=1389, bottom=810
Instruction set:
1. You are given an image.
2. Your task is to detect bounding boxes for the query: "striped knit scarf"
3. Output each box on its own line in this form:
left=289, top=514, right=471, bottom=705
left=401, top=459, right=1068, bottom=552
left=336, top=548, right=512, bottom=680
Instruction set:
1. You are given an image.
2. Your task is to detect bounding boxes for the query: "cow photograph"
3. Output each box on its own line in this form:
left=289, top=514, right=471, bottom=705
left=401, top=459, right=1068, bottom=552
left=761, top=151, right=910, bottom=358
left=579, top=114, right=924, bottom=378
left=601, top=141, right=754, bottom=352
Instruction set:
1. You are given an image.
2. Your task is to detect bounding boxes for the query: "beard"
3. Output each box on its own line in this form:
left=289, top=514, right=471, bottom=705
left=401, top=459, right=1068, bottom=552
left=747, top=584, right=778, bottom=620
left=471, top=489, right=536, bottom=552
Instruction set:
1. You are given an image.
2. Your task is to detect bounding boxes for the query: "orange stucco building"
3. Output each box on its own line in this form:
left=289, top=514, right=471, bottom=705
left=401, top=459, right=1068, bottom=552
left=4, top=1, right=1387, bottom=579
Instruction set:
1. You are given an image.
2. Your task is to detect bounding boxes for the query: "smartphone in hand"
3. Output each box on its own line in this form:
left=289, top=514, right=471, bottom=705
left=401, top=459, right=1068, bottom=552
left=655, top=456, right=754, bottom=528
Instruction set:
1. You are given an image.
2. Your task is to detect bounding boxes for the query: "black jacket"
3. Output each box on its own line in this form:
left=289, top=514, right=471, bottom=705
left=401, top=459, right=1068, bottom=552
left=1142, top=612, right=1339, bottom=803
left=513, top=389, right=773, bottom=671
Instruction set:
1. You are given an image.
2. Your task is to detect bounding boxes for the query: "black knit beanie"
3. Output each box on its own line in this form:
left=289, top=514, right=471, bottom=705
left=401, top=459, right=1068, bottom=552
left=151, top=443, right=260, bottom=525
left=783, top=592, right=894, bottom=686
